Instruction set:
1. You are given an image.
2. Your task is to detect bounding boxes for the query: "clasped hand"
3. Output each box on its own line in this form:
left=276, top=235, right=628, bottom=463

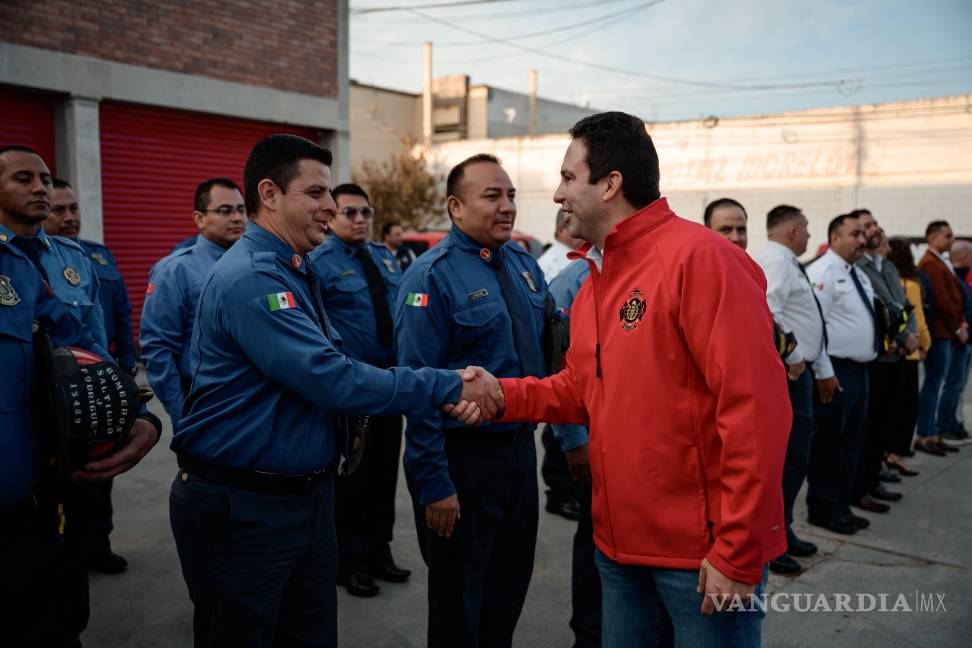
left=443, top=366, right=505, bottom=425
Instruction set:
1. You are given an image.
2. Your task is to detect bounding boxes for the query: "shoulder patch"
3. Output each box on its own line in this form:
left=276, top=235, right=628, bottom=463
left=252, top=251, right=278, bottom=272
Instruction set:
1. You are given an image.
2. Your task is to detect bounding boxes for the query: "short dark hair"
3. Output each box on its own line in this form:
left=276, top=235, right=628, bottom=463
left=0, top=145, right=40, bottom=174
left=703, top=198, right=747, bottom=228
left=926, top=220, right=950, bottom=239
left=827, top=213, right=859, bottom=239
left=194, top=178, right=240, bottom=212
left=568, top=111, right=660, bottom=209
left=446, top=153, right=500, bottom=218
left=332, top=183, right=370, bottom=205
left=52, top=178, right=73, bottom=191
left=381, top=221, right=402, bottom=238
left=766, top=204, right=803, bottom=231
left=243, top=134, right=332, bottom=215
left=849, top=208, right=872, bottom=219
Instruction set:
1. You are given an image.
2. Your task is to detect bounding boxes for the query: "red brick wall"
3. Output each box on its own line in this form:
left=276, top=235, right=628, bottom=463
left=0, top=0, right=339, bottom=98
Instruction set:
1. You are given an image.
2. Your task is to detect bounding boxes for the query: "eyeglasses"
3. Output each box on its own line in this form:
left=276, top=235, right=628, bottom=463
left=339, top=206, right=374, bottom=220
left=205, top=204, right=247, bottom=217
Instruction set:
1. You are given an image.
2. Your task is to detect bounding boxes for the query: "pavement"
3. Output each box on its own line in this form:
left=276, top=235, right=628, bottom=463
left=84, top=394, right=972, bottom=647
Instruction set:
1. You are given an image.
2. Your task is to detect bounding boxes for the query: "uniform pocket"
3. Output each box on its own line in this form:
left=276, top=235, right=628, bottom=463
left=0, top=307, right=34, bottom=412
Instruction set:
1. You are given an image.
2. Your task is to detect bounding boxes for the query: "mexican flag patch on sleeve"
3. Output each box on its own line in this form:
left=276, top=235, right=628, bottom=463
left=405, top=292, right=429, bottom=308
left=268, top=291, right=297, bottom=311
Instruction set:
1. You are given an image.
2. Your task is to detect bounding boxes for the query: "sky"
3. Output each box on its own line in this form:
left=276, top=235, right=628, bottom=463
left=349, top=0, right=972, bottom=122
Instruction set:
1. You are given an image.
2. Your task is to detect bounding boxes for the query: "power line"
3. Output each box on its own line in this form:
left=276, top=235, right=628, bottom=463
left=352, top=0, right=641, bottom=27
left=351, top=0, right=522, bottom=15
left=406, top=7, right=847, bottom=91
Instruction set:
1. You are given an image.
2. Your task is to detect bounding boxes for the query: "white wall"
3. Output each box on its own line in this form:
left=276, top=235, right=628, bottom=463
left=423, top=95, right=972, bottom=258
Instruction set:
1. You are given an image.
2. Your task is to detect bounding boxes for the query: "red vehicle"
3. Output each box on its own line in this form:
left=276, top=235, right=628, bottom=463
left=401, top=229, right=544, bottom=258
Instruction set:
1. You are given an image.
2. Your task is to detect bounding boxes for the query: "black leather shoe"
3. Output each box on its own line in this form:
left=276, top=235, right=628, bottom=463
left=935, top=439, right=960, bottom=453
left=545, top=498, right=581, bottom=521
left=940, top=428, right=969, bottom=441
left=808, top=515, right=857, bottom=535
left=842, top=512, right=870, bottom=530
left=369, top=557, right=411, bottom=583
left=887, top=461, right=919, bottom=477
left=853, top=495, right=890, bottom=513
left=786, top=534, right=818, bottom=557
left=769, top=554, right=802, bottom=575
left=341, top=572, right=380, bottom=597
left=91, top=548, right=128, bottom=574
left=914, top=440, right=946, bottom=456
left=878, top=468, right=902, bottom=483
left=871, top=486, right=902, bottom=502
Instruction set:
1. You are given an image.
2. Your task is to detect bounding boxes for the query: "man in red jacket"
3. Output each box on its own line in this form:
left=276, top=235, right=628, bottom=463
left=452, top=112, right=790, bottom=647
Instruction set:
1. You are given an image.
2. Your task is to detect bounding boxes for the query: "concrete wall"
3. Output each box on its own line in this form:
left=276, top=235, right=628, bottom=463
left=0, top=0, right=338, bottom=98
left=423, top=95, right=972, bottom=258
left=349, top=83, right=421, bottom=174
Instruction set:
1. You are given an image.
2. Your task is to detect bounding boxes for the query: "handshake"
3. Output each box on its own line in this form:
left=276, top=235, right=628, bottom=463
left=445, top=366, right=506, bottom=425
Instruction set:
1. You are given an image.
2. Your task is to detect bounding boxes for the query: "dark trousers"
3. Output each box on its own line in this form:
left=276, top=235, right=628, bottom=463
left=0, top=497, right=65, bottom=647
left=407, top=432, right=538, bottom=648
left=335, top=414, right=403, bottom=576
left=170, top=471, right=338, bottom=648
left=807, top=359, right=870, bottom=521
left=541, top=425, right=574, bottom=505
left=917, top=339, right=951, bottom=438
left=782, top=370, right=814, bottom=532
left=96, top=478, right=115, bottom=552
left=570, top=481, right=602, bottom=648
left=63, top=481, right=107, bottom=647
left=889, top=361, right=920, bottom=456
left=854, top=361, right=905, bottom=499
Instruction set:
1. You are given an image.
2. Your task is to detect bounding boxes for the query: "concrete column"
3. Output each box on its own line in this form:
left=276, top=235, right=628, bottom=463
left=334, top=0, right=350, bottom=182
left=422, top=42, right=433, bottom=147
left=528, top=69, right=537, bottom=136
left=324, top=129, right=352, bottom=184
left=54, top=97, right=104, bottom=243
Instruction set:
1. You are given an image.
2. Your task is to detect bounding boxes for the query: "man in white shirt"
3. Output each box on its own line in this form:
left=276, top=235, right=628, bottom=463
left=755, top=205, right=835, bottom=574
left=806, top=213, right=879, bottom=536
left=537, top=208, right=583, bottom=283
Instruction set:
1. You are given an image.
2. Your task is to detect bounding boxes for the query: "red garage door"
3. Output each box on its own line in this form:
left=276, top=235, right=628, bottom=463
left=99, top=101, right=323, bottom=339
left=0, top=85, right=56, bottom=172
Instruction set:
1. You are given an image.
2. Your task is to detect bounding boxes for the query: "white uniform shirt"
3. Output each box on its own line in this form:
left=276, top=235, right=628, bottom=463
left=806, top=249, right=878, bottom=364
left=538, top=240, right=575, bottom=282
left=755, top=241, right=834, bottom=379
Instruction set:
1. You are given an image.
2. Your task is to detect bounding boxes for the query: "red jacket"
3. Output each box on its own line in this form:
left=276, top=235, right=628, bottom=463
left=499, top=199, right=790, bottom=585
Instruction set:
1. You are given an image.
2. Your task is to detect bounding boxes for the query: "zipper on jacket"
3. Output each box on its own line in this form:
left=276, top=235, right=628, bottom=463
left=595, top=343, right=602, bottom=378
left=706, top=519, right=714, bottom=543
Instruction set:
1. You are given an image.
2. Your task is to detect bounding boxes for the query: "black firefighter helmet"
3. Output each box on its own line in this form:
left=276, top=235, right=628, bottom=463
left=32, top=325, right=151, bottom=473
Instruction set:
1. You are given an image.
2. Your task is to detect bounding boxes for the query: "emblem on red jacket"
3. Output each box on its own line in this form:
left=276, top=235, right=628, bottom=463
left=619, top=289, right=647, bottom=331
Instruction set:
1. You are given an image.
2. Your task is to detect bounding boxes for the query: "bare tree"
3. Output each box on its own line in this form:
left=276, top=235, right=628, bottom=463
left=353, top=141, right=445, bottom=239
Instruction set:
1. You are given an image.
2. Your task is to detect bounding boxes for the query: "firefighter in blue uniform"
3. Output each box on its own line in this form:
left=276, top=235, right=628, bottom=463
left=44, top=177, right=138, bottom=574
left=139, top=177, right=247, bottom=428
left=168, top=135, right=493, bottom=648
left=395, top=154, right=549, bottom=648
left=308, top=183, right=412, bottom=598
left=0, top=145, right=161, bottom=646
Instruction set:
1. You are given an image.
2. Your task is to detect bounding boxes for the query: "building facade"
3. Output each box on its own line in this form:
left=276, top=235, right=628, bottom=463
left=0, top=0, right=349, bottom=333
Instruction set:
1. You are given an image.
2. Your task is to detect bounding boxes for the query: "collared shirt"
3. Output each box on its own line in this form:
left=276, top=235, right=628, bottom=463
left=586, top=245, right=604, bottom=272
left=77, top=239, right=137, bottom=370
left=172, top=222, right=461, bottom=475
left=308, top=235, right=400, bottom=367
left=395, top=225, right=549, bottom=505
left=0, top=241, right=101, bottom=510
left=537, top=240, right=575, bottom=283
left=548, top=258, right=590, bottom=451
left=140, top=234, right=227, bottom=426
left=0, top=224, right=108, bottom=351
left=755, top=241, right=834, bottom=379
left=932, top=248, right=955, bottom=273
left=806, top=249, right=878, bottom=363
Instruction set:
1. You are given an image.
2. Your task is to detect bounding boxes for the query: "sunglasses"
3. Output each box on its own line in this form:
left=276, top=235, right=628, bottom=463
left=339, top=206, right=375, bottom=220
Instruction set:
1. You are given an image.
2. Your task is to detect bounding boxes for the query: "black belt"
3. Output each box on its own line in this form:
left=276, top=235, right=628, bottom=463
left=177, top=454, right=333, bottom=496
left=830, top=356, right=871, bottom=369
left=445, top=425, right=530, bottom=448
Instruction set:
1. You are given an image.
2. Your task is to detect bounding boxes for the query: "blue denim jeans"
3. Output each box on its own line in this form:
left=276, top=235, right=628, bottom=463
left=937, top=342, right=971, bottom=433
left=595, top=549, right=767, bottom=648
left=917, top=339, right=953, bottom=438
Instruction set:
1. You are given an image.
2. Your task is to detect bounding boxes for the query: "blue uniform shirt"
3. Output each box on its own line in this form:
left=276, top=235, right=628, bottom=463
left=547, top=258, right=591, bottom=452
left=78, top=239, right=137, bottom=371
left=0, top=241, right=103, bottom=510
left=172, top=222, right=463, bottom=475
left=308, top=235, right=400, bottom=367
left=0, top=224, right=108, bottom=352
left=395, top=225, right=549, bottom=505
left=140, top=234, right=226, bottom=427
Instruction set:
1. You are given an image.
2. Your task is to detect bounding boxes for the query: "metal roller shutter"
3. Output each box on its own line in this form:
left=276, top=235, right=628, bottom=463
left=0, top=86, right=56, bottom=172
left=98, top=101, right=322, bottom=338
